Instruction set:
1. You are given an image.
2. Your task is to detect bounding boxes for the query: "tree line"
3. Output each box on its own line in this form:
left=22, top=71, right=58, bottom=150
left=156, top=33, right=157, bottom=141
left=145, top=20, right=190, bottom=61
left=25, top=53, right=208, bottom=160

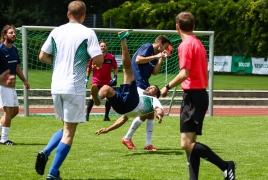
left=1, top=0, right=267, bottom=57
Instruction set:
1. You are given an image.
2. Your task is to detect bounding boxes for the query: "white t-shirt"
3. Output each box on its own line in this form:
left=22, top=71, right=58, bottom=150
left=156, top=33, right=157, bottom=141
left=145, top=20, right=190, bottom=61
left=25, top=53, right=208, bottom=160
left=125, top=95, right=164, bottom=117
left=41, top=23, right=102, bottom=95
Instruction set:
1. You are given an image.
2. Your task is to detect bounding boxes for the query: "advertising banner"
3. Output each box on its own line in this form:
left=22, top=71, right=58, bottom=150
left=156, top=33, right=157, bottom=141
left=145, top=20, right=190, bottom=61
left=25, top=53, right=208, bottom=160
left=213, top=56, right=232, bottom=72
left=231, top=56, right=253, bottom=73
left=251, top=58, right=268, bottom=75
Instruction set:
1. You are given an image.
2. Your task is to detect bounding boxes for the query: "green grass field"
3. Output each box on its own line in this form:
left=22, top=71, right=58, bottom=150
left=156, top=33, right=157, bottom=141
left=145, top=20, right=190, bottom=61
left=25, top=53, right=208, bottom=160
left=18, top=70, right=268, bottom=90
left=1, top=115, right=268, bottom=180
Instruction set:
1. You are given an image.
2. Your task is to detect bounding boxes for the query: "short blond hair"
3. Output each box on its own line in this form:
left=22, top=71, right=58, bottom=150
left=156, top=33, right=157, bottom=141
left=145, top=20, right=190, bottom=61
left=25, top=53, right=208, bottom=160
left=68, top=1, right=86, bottom=20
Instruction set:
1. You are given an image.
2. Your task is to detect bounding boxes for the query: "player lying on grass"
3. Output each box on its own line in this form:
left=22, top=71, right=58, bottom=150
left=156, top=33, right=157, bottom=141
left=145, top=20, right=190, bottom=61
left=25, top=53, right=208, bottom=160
left=94, top=30, right=164, bottom=135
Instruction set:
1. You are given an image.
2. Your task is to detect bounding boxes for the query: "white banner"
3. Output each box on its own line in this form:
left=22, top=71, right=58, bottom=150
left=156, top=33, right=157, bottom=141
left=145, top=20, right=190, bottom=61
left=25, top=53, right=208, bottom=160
left=251, top=58, right=268, bottom=75
left=213, top=56, right=232, bottom=72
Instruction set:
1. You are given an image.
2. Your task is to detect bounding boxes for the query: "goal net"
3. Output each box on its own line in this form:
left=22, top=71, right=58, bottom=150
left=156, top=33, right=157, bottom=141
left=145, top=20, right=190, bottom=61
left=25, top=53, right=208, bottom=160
left=15, top=26, right=214, bottom=116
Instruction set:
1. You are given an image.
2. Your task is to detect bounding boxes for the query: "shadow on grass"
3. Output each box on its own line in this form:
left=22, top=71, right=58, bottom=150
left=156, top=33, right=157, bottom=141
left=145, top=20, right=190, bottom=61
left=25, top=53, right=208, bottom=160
left=66, top=179, right=140, bottom=180
left=15, top=143, right=48, bottom=145
left=124, top=148, right=184, bottom=156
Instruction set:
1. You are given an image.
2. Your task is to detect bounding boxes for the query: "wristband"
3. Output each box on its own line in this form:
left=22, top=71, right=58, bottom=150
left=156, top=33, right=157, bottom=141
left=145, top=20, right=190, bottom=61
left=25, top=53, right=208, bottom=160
left=165, top=83, right=171, bottom=90
left=86, top=76, right=89, bottom=80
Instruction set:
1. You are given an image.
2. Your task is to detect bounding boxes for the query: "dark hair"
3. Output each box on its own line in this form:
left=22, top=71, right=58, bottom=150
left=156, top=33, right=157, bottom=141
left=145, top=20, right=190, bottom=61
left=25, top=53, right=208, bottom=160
left=154, top=85, right=161, bottom=99
left=68, top=1, right=86, bottom=20
left=175, top=11, right=195, bottom=32
left=1, top=25, right=16, bottom=43
left=155, top=35, right=171, bottom=46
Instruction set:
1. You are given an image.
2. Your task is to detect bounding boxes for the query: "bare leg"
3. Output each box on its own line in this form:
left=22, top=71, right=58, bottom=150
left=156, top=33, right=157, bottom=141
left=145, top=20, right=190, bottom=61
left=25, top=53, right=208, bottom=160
left=121, top=39, right=134, bottom=84
left=92, top=85, right=115, bottom=106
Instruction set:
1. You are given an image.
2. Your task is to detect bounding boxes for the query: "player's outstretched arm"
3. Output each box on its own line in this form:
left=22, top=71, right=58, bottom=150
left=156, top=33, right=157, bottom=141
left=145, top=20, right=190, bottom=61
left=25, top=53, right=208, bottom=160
left=155, top=107, right=164, bottom=123
left=95, top=115, right=129, bottom=135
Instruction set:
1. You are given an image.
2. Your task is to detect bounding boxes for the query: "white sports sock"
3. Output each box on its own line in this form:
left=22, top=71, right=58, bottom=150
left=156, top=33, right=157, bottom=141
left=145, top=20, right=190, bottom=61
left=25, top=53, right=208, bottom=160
left=145, top=119, right=154, bottom=146
left=124, top=117, right=143, bottom=140
left=1, top=127, right=10, bottom=143
left=0, top=123, right=2, bottom=132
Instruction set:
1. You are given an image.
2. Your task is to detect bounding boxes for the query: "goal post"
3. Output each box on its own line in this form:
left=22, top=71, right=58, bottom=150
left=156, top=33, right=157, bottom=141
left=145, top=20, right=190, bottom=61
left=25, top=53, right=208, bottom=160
left=16, top=26, right=214, bottom=117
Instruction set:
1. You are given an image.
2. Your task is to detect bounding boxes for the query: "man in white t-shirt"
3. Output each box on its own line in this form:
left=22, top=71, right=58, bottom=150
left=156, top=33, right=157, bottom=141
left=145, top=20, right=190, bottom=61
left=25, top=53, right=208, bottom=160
left=34, top=1, right=103, bottom=179
left=94, top=30, right=164, bottom=136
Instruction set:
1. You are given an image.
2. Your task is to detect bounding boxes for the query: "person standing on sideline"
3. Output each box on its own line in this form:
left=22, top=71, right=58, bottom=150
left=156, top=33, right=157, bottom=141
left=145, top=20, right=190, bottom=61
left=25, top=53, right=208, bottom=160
left=161, top=12, right=235, bottom=180
left=0, top=25, right=30, bottom=145
left=85, top=40, right=118, bottom=121
left=35, top=1, right=103, bottom=180
left=94, top=34, right=171, bottom=150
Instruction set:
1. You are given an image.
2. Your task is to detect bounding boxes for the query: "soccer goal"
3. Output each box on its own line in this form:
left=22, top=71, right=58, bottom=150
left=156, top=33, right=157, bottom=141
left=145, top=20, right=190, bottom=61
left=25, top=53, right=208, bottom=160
left=15, top=26, right=214, bottom=117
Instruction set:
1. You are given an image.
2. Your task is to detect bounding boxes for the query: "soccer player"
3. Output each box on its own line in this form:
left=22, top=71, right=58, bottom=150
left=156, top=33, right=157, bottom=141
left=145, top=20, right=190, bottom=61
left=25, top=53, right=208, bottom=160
left=0, top=25, right=30, bottom=145
left=34, top=1, right=103, bottom=179
left=94, top=30, right=164, bottom=135
left=103, top=34, right=171, bottom=151
left=160, top=12, right=235, bottom=180
left=85, top=40, right=118, bottom=121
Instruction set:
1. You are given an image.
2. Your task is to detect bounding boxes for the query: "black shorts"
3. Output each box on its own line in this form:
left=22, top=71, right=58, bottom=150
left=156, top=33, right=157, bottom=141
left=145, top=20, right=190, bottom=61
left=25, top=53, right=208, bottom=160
left=107, top=81, right=139, bottom=115
left=180, top=89, right=208, bottom=135
left=96, top=84, right=112, bottom=90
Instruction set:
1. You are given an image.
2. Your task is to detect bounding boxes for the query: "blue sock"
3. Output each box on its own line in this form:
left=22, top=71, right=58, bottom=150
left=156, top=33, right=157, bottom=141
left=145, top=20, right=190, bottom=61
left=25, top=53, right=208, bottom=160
left=49, top=142, right=71, bottom=177
left=44, top=129, right=63, bottom=156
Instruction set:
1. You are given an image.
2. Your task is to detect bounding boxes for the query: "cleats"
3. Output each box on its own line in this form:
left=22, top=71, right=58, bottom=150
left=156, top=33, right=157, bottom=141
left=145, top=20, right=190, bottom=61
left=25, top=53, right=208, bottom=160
left=91, top=84, right=100, bottom=106
left=223, top=161, right=236, bottom=180
left=121, top=138, right=137, bottom=150
left=144, top=144, right=157, bottom=151
left=118, top=30, right=133, bottom=40
left=35, top=151, right=48, bottom=175
left=103, top=117, right=110, bottom=121
left=46, top=173, right=62, bottom=180
left=0, top=140, right=15, bottom=145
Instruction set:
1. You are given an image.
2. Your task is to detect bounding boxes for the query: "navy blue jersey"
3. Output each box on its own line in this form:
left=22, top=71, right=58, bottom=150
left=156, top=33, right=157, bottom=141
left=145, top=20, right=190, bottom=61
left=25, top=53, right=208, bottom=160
left=131, top=43, right=158, bottom=90
left=0, top=43, right=20, bottom=75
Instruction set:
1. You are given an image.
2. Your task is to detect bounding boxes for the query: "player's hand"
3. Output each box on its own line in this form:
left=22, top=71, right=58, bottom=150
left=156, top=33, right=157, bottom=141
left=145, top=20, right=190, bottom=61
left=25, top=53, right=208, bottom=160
left=161, top=87, right=168, bottom=97
left=155, top=51, right=166, bottom=59
left=110, top=78, right=117, bottom=86
left=85, top=76, right=89, bottom=87
left=24, top=81, right=30, bottom=90
left=0, top=70, right=15, bottom=88
left=156, top=114, right=163, bottom=123
left=110, top=75, right=117, bottom=86
left=162, top=50, right=169, bottom=57
left=95, top=128, right=109, bottom=135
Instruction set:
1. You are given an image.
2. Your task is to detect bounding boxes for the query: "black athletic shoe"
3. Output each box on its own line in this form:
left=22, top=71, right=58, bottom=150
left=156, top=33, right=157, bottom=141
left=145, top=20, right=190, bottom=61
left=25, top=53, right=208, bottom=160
left=35, top=151, right=48, bottom=175
left=103, top=117, right=110, bottom=121
left=1, top=140, right=15, bottom=145
left=223, top=161, right=236, bottom=180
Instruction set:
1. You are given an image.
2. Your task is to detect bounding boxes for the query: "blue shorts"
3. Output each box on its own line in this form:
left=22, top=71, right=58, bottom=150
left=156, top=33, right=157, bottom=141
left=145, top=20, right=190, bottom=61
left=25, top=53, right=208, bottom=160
left=107, top=81, right=139, bottom=114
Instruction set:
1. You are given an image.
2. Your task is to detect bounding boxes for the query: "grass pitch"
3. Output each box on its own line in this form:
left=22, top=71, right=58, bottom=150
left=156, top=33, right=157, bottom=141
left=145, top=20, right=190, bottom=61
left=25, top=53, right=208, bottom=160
left=1, top=115, right=268, bottom=179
